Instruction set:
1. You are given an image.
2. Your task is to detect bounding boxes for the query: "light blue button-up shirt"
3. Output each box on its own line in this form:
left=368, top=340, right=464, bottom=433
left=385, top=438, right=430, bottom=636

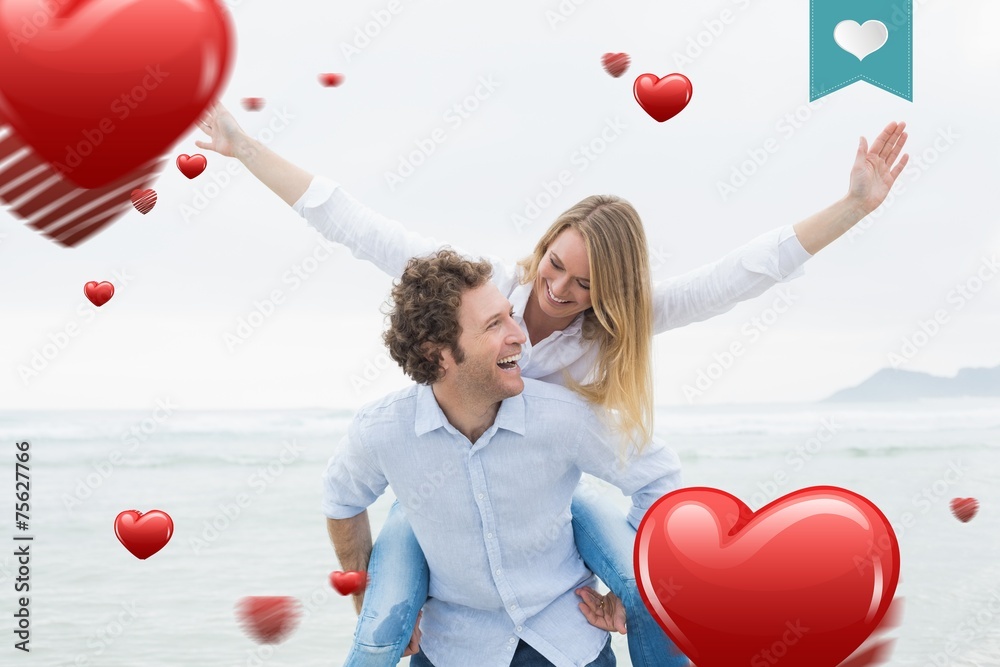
left=322, top=378, right=682, bottom=667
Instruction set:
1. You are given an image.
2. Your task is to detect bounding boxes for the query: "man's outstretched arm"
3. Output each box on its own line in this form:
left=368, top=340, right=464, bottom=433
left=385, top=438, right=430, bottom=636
left=326, top=512, right=373, bottom=614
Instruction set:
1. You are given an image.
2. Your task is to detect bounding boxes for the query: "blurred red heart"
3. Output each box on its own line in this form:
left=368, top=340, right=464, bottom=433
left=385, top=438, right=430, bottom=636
left=236, top=596, right=302, bottom=644
left=84, top=281, right=115, bottom=307
left=130, top=189, right=157, bottom=214
left=601, top=53, right=630, bottom=78
left=950, top=497, right=979, bottom=523
left=633, top=73, right=693, bottom=122
left=0, top=0, right=233, bottom=189
left=241, top=97, right=265, bottom=111
left=176, top=154, right=207, bottom=179
left=319, top=73, right=345, bottom=87
left=0, top=107, right=164, bottom=247
left=635, top=486, right=899, bottom=666
left=114, top=509, right=173, bottom=559
left=329, top=570, right=368, bottom=596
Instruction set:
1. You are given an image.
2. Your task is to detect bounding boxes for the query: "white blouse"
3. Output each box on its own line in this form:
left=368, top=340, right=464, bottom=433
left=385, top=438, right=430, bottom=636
left=293, top=176, right=813, bottom=386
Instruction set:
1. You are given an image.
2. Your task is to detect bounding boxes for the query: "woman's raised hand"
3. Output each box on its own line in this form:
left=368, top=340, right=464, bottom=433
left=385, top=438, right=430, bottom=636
left=847, top=122, right=910, bottom=215
left=195, top=103, right=247, bottom=158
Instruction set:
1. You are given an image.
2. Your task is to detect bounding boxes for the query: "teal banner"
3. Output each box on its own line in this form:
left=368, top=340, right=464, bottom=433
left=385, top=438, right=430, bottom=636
left=810, top=0, right=912, bottom=101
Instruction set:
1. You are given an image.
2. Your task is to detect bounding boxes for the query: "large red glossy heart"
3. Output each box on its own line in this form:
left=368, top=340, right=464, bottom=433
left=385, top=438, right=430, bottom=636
left=114, top=509, right=173, bottom=559
left=235, top=596, right=302, bottom=644
left=633, top=73, right=692, bottom=123
left=634, top=487, right=899, bottom=667
left=0, top=0, right=233, bottom=189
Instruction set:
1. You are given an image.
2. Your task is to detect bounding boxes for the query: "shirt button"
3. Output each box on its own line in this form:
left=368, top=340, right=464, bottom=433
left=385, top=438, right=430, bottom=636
left=509, top=637, right=516, bottom=643
left=487, top=532, right=493, bottom=538
left=495, top=568, right=502, bottom=575
left=478, top=493, right=484, bottom=499
left=516, top=625, right=522, bottom=631
left=509, top=604, right=516, bottom=611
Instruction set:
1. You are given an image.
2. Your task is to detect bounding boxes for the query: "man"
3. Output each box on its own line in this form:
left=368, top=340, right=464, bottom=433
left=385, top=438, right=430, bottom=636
left=323, top=249, right=681, bottom=667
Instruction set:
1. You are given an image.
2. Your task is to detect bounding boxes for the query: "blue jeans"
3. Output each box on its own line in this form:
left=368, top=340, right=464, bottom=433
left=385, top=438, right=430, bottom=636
left=343, top=492, right=689, bottom=667
left=410, top=636, right=616, bottom=666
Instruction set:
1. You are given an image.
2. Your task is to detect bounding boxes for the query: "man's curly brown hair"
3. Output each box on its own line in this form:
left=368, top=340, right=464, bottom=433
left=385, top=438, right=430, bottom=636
left=382, top=249, right=494, bottom=385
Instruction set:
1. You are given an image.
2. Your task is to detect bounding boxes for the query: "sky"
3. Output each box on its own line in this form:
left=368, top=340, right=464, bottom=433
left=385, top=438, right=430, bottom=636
left=2, top=0, right=999, bottom=410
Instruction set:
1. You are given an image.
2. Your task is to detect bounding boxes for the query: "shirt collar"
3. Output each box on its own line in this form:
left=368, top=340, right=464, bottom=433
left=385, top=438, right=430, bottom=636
left=414, top=383, right=526, bottom=438
left=414, top=383, right=448, bottom=436
left=493, top=391, right=526, bottom=436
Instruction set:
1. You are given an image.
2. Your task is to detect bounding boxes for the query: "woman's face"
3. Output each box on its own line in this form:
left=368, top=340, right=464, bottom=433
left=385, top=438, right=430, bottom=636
left=533, top=227, right=593, bottom=318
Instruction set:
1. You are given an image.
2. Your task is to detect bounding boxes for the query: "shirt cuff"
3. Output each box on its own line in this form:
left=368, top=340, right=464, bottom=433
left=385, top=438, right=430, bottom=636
left=778, top=225, right=814, bottom=277
left=740, top=225, right=812, bottom=282
left=292, top=175, right=341, bottom=216
left=322, top=500, right=368, bottom=520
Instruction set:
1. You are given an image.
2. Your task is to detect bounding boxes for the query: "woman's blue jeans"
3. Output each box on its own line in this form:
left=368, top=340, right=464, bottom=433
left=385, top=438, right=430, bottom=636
left=342, top=491, right=689, bottom=666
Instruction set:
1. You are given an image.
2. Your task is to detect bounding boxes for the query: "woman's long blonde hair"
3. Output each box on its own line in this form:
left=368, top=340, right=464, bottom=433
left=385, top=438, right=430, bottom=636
left=517, top=195, right=654, bottom=454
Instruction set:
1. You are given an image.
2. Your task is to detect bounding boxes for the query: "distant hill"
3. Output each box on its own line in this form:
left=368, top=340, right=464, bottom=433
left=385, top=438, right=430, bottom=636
left=823, top=366, right=1000, bottom=402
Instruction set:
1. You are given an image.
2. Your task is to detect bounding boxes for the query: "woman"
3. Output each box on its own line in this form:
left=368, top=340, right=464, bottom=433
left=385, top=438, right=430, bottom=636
left=196, top=104, right=908, bottom=666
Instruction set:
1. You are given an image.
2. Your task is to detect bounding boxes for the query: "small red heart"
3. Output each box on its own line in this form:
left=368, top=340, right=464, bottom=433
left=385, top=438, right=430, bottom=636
left=950, top=497, right=979, bottom=523
left=319, top=73, right=345, bottom=87
left=130, top=189, right=157, bottom=214
left=235, top=596, right=302, bottom=644
left=633, top=73, right=693, bottom=123
left=241, top=97, right=265, bottom=111
left=176, top=154, right=207, bottom=179
left=114, top=509, right=173, bottom=559
left=601, top=52, right=630, bottom=78
left=635, top=487, right=899, bottom=666
left=329, top=570, right=368, bottom=596
left=84, top=281, right=115, bottom=307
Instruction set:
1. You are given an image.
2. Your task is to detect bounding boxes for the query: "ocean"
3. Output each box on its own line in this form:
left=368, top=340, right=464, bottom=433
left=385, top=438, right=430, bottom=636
left=0, top=399, right=997, bottom=666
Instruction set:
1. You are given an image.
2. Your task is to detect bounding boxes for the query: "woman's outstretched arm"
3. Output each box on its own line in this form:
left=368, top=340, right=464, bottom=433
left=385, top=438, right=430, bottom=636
left=195, top=103, right=313, bottom=206
left=194, top=102, right=451, bottom=277
left=792, top=121, right=909, bottom=254
left=652, top=122, right=909, bottom=333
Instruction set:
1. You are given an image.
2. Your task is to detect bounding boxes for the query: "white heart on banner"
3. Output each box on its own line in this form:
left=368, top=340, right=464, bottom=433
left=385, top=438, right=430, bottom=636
left=833, top=20, right=889, bottom=61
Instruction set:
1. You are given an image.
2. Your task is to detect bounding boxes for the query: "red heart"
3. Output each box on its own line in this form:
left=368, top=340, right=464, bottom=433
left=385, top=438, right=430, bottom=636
left=130, top=188, right=156, bottom=214
left=0, top=0, right=232, bottom=189
left=601, top=52, right=631, bottom=78
left=176, top=154, right=207, bottom=179
left=235, top=596, right=302, bottom=644
left=633, top=73, right=692, bottom=122
left=1, top=108, right=165, bottom=247
left=84, top=280, right=115, bottom=307
left=329, top=570, right=368, bottom=596
left=319, top=73, right=345, bottom=87
left=635, top=487, right=899, bottom=667
left=114, top=509, right=173, bottom=559
left=241, top=97, right=265, bottom=111
left=950, top=497, right=979, bottom=523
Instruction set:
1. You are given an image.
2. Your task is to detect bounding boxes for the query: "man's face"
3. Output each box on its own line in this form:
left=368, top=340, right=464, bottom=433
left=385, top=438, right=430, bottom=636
left=441, top=282, right=527, bottom=402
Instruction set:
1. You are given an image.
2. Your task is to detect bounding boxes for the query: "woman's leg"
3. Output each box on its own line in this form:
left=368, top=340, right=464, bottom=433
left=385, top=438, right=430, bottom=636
left=343, top=500, right=429, bottom=667
left=571, top=489, right=689, bottom=667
